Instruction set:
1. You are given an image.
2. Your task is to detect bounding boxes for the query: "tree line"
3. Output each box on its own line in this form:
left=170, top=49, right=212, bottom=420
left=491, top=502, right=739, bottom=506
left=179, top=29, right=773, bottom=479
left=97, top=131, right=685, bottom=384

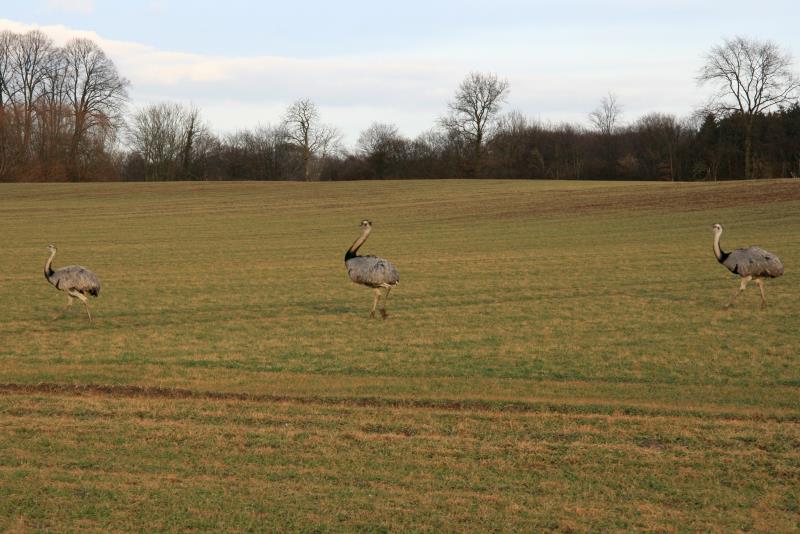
left=0, top=30, right=129, bottom=181
left=1, top=30, right=798, bottom=182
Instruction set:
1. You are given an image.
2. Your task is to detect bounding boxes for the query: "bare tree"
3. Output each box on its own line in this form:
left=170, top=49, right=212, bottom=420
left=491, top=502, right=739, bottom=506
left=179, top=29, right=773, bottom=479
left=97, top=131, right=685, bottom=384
left=440, top=72, right=509, bottom=176
left=0, top=31, right=17, bottom=109
left=222, top=124, right=291, bottom=180
left=357, top=122, right=408, bottom=179
left=62, top=38, right=129, bottom=178
left=357, top=122, right=400, bottom=156
left=1, top=30, right=129, bottom=180
left=496, top=110, right=531, bottom=137
left=36, top=45, right=70, bottom=171
left=633, top=113, right=685, bottom=181
left=282, top=98, right=340, bottom=180
left=178, top=104, right=203, bottom=178
left=0, top=32, right=20, bottom=178
left=127, top=102, right=207, bottom=180
left=9, top=31, right=55, bottom=158
left=589, top=92, right=623, bottom=135
left=698, top=36, right=800, bottom=179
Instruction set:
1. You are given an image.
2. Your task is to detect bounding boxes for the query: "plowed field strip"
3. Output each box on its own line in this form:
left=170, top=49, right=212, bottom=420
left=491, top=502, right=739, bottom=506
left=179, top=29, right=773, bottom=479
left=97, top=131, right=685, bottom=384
left=2, top=382, right=797, bottom=422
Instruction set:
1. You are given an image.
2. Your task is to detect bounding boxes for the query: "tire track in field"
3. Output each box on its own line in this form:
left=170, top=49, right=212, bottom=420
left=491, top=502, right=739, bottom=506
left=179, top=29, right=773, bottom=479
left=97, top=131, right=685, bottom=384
left=1, top=382, right=798, bottom=423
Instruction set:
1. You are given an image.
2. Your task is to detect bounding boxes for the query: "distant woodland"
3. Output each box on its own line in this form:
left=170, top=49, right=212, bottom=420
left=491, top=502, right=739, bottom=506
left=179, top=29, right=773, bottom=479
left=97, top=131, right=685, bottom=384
left=1, top=30, right=799, bottom=182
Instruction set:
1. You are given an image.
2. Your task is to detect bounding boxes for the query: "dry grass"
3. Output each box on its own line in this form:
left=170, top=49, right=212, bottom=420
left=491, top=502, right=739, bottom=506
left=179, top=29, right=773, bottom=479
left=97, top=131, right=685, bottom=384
left=0, top=179, right=799, bottom=532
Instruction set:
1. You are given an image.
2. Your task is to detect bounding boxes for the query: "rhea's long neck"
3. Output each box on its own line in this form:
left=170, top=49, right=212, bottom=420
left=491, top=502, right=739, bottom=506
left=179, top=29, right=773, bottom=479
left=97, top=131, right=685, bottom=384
left=713, top=231, right=727, bottom=262
left=345, top=228, right=371, bottom=261
left=44, top=249, right=56, bottom=282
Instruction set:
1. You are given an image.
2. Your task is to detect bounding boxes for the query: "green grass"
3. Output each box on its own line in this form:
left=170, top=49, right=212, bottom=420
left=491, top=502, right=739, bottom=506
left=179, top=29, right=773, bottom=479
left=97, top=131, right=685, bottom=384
left=0, top=179, right=799, bottom=532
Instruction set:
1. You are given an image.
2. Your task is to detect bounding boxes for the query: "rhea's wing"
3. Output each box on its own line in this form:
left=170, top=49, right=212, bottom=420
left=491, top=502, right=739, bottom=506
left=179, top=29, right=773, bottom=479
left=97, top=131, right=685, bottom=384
left=346, top=256, right=400, bottom=287
left=52, top=265, right=102, bottom=295
left=724, top=247, right=784, bottom=278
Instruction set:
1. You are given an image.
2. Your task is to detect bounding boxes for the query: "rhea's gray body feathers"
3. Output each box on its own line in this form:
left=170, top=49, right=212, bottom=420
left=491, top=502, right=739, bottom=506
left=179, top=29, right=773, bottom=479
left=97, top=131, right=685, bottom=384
left=345, top=220, right=399, bottom=318
left=712, top=224, right=783, bottom=309
left=44, top=244, right=101, bottom=321
left=346, top=255, right=400, bottom=288
left=719, top=246, right=784, bottom=278
left=46, top=264, right=101, bottom=296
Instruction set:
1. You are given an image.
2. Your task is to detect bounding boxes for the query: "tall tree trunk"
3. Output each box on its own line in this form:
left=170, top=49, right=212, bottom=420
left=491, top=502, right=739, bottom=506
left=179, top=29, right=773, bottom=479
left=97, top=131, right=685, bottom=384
left=473, top=142, right=481, bottom=178
left=67, top=110, right=85, bottom=181
left=473, top=131, right=482, bottom=178
left=744, top=119, right=753, bottom=180
left=181, top=116, right=195, bottom=180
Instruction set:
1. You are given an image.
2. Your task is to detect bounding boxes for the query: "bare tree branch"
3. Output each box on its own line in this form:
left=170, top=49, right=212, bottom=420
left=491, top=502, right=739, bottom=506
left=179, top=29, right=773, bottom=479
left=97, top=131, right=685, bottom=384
left=698, top=36, right=800, bottom=178
left=126, top=102, right=207, bottom=180
left=440, top=72, right=509, bottom=176
left=588, top=92, right=623, bottom=135
left=282, top=98, right=341, bottom=180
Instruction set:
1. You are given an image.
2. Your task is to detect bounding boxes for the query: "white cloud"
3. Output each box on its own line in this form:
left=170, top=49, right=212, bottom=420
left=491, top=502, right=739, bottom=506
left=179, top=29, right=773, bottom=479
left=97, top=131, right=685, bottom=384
left=0, top=18, right=467, bottom=144
left=45, top=0, right=95, bottom=14
left=0, top=18, right=712, bottom=147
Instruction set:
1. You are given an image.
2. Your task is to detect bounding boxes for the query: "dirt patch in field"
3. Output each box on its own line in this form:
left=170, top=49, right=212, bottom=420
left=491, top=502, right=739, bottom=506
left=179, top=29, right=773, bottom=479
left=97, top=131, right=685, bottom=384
left=0, top=382, right=544, bottom=412
left=463, top=180, right=800, bottom=220
left=1, top=382, right=796, bottom=422
left=559, top=181, right=800, bottom=213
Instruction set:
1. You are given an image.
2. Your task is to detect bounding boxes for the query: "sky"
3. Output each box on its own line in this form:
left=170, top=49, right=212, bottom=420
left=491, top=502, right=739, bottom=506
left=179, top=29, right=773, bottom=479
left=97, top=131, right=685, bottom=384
left=2, top=0, right=799, bottom=147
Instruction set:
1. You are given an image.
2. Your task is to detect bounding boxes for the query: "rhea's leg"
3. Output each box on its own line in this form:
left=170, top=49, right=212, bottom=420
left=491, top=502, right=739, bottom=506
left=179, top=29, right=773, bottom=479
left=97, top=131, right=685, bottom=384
left=380, top=286, right=392, bottom=319
left=725, top=276, right=751, bottom=308
left=755, top=279, right=767, bottom=309
left=62, top=294, right=75, bottom=313
left=71, top=291, right=92, bottom=322
left=370, top=288, right=381, bottom=318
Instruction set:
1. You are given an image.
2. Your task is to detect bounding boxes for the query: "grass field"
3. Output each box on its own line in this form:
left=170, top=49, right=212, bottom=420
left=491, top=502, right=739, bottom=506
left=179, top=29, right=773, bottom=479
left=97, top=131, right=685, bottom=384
left=0, top=179, right=798, bottom=532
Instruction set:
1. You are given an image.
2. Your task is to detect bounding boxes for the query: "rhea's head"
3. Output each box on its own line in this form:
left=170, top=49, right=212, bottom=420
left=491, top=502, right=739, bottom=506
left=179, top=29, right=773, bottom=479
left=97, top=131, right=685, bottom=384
left=711, top=223, right=723, bottom=234
left=47, top=244, right=57, bottom=253
left=360, top=220, right=372, bottom=230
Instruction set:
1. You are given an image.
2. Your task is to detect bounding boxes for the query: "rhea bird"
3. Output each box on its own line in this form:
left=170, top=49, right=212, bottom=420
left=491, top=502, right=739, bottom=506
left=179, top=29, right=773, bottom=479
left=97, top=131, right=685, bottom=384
left=44, top=244, right=101, bottom=321
left=712, top=223, right=783, bottom=309
left=345, top=220, right=399, bottom=318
